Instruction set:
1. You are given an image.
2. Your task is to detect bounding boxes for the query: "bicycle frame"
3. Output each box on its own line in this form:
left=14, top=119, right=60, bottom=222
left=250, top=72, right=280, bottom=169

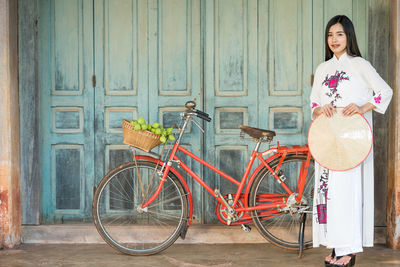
left=140, top=112, right=312, bottom=224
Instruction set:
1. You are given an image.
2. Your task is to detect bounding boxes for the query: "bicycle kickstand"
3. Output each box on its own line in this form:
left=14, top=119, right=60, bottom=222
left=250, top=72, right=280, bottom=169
left=298, top=213, right=306, bottom=258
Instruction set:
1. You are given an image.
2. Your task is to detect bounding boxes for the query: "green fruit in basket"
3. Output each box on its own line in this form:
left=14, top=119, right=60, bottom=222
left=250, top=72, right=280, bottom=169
left=168, top=134, right=175, bottom=141
left=137, top=116, right=146, bottom=125
left=130, top=121, right=135, bottom=126
left=134, top=124, right=141, bottom=131
left=147, top=124, right=152, bottom=130
left=160, top=136, right=167, bottom=143
left=162, top=130, right=167, bottom=136
left=152, top=122, right=160, bottom=128
left=155, top=128, right=162, bottom=135
left=141, top=124, right=148, bottom=130
left=166, top=128, right=173, bottom=134
left=151, top=128, right=156, bottom=133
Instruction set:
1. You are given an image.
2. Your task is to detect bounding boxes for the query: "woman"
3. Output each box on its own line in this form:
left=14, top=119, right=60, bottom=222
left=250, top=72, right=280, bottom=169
left=310, top=15, right=393, bottom=266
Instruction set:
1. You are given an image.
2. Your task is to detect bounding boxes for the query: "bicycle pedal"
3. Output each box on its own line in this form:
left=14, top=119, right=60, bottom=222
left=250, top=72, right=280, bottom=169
left=241, top=224, right=251, bottom=232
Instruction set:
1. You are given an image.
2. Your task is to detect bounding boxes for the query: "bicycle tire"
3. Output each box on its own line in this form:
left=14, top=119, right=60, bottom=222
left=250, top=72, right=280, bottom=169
left=249, top=154, right=315, bottom=250
left=92, top=160, right=188, bottom=255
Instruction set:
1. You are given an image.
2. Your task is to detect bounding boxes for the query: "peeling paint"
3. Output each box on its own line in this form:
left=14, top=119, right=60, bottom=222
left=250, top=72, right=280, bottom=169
left=397, top=192, right=400, bottom=216
left=395, top=216, right=400, bottom=242
left=0, top=189, right=8, bottom=212
left=0, top=189, right=9, bottom=248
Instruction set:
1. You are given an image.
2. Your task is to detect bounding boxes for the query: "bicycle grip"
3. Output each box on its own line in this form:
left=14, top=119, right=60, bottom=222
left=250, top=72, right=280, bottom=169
left=194, top=109, right=209, bottom=118
left=195, top=111, right=211, bottom=122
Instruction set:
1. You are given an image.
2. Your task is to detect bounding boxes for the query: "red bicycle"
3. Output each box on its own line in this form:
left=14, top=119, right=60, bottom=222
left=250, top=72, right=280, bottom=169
left=92, top=101, right=315, bottom=256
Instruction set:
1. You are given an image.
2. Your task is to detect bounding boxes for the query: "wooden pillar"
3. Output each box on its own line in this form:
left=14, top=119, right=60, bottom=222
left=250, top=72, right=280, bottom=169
left=19, top=0, right=40, bottom=225
left=0, top=0, right=21, bottom=248
left=387, top=0, right=400, bottom=249
left=368, top=0, right=391, bottom=232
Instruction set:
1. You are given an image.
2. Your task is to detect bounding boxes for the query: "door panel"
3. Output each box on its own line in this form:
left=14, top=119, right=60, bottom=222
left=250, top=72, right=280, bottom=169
left=39, top=0, right=94, bottom=222
left=203, top=0, right=314, bottom=222
left=258, top=0, right=313, bottom=145
left=94, top=0, right=204, bottom=222
left=203, top=0, right=258, bottom=222
left=93, top=0, right=146, bottom=201
left=148, top=0, right=203, bottom=222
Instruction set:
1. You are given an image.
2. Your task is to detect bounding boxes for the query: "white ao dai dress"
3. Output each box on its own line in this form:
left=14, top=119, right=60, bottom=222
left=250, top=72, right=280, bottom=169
left=309, top=52, right=393, bottom=256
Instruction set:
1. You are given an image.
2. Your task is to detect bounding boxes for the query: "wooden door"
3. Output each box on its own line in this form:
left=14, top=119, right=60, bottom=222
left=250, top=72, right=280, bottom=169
left=38, top=0, right=368, bottom=224
left=202, top=0, right=313, bottom=222
left=39, top=0, right=94, bottom=222
left=93, top=0, right=204, bottom=222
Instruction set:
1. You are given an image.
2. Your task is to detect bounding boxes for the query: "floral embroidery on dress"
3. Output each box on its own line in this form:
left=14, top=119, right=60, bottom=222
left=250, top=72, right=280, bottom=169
left=316, top=169, right=329, bottom=224
left=374, top=94, right=382, bottom=104
left=322, top=70, right=349, bottom=107
left=312, top=102, right=319, bottom=108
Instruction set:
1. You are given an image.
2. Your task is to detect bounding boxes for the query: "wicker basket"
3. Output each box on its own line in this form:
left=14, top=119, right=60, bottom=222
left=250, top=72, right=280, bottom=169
left=122, top=120, right=162, bottom=152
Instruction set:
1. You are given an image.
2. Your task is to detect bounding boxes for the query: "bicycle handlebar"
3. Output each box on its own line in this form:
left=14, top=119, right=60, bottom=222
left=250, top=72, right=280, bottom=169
left=193, top=109, right=211, bottom=122
left=193, top=109, right=208, bottom=117
left=184, top=101, right=212, bottom=122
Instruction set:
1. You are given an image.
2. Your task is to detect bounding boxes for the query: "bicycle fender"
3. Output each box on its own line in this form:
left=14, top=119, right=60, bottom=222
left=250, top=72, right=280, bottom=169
left=134, top=155, right=193, bottom=227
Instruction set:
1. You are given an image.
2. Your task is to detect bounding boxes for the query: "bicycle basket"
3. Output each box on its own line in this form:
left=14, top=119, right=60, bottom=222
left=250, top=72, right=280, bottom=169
left=121, top=120, right=162, bottom=152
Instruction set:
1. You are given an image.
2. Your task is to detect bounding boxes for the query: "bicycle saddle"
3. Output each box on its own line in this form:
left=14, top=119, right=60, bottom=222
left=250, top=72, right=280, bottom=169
left=238, top=125, right=276, bottom=139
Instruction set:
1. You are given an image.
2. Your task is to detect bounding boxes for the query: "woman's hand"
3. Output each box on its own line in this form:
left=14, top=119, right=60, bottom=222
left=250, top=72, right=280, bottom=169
left=342, top=103, right=362, bottom=116
left=342, top=103, right=376, bottom=116
left=314, top=104, right=336, bottom=118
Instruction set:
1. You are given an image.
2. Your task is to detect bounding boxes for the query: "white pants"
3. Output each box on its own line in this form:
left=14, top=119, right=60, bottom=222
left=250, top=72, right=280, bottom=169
left=335, top=246, right=363, bottom=257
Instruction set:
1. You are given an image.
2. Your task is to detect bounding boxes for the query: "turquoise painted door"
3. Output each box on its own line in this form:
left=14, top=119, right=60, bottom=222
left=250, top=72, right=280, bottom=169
left=203, top=0, right=313, bottom=222
left=39, top=0, right=95, bottom=222
left=93, top=0, right=204, bottom=222
left=39, top=0, right=367, bottom=223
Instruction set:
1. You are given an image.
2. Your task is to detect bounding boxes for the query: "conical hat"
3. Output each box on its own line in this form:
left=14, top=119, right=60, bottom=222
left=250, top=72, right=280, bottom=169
left=308, top=109, right=372, bottom=171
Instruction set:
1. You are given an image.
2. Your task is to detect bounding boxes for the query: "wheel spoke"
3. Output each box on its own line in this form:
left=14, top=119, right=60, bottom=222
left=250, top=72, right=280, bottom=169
left=93, top=161, right=187, bottom=255
left=146, top=209, right=183, bottom=220
left=250, top=155, right=314, bottom=249
left=146, top=193, right=186, bottom=209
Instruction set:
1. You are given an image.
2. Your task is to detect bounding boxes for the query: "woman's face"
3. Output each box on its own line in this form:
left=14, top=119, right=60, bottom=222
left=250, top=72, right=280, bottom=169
left=327, top=23, right=347, bottom=58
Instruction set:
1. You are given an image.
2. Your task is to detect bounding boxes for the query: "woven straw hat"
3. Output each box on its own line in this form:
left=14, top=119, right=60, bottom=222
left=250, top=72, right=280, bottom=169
left=308, top=109, right=372, bottom=171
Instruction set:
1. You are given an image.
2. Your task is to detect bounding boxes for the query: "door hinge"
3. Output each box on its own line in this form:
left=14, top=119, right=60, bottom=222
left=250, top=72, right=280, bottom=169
left=92, top=74, right=96, bottom=87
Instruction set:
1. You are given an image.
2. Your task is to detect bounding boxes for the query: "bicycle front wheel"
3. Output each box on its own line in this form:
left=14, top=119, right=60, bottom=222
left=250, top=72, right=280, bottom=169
left=92, top=160, right=188, bottom=255
left=249, top=154, right=315, bottom=250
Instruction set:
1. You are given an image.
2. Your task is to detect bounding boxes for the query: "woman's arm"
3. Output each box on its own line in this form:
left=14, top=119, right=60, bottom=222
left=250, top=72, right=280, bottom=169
left=342, top=102, right=376, bottom=116
left=342, top=59, right=393, bottom=116
left=358, top=59, right=393, bottom=114
left=310, top=65, right=324, bottom=119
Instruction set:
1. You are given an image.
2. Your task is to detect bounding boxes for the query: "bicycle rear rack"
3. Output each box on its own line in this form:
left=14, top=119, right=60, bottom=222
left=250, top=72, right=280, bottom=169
left=130, top=146, right=161, bottom=159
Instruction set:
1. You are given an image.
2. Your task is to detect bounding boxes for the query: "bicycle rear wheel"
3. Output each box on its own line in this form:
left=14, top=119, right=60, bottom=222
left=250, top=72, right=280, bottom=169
left=249, top=154, right=315, bottom=250
left=92, top=160, right=188, bottom=255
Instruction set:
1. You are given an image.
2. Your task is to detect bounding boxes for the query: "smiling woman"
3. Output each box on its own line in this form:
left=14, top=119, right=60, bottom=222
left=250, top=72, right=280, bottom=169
left=324, top=15, right=362, bottom=61
left=310, top=15, right=393, bottom=267
left=327, top=24, right=347, bottom=58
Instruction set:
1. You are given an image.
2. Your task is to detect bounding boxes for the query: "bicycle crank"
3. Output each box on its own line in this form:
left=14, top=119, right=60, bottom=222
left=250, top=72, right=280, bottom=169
left=215, top=191, right=252, bottom=226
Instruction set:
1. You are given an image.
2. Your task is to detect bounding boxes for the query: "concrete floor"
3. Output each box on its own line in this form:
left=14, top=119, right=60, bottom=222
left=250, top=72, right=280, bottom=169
left=1, top=243, right=400, bottom=267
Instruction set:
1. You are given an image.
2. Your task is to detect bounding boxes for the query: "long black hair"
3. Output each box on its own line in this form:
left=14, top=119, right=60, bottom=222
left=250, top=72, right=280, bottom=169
left=325, top=15, right=362, bottom=61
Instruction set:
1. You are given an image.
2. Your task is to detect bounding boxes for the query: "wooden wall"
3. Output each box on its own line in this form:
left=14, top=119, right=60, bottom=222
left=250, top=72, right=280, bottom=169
left=368, top=0, right=391, bottom=228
